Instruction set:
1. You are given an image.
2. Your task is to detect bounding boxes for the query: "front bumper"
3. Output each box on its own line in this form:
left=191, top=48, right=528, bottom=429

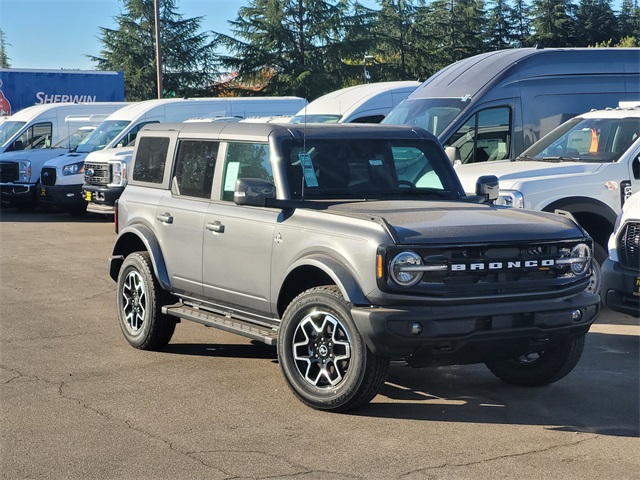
left=0, top=183, right=37, bottom=206
left=351, top=291, right=601, bottom=364
left=39, top=184, right=87, bottom=212
left=601, top=258, right=640, bottom=317
left=82, top=184, right=124, bottom=209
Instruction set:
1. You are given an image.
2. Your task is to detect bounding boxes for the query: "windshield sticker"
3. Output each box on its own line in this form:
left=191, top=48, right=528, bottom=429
left=369, top=159, right=384, bottom=166
left=223, top=161, right=240, bottom=191
left=299, top=152, right=319, bottom=187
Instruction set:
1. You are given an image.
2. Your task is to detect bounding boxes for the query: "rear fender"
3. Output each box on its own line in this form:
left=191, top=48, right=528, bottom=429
left=109, top=224, right=171, bottom=290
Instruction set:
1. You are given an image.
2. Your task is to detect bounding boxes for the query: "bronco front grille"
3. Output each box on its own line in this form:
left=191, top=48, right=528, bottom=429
left=0, top=162, right=19, bottom=182
left=40, top=167, right=56, bottom=186
left=84, top=162, right=110, bottom=185
left=619, top=222, right=640, bottom=270
left=379, top=240, right=591, bottom=300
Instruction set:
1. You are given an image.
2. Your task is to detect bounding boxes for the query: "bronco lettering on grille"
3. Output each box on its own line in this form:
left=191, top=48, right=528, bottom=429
left=450, top=259, right=556, bottom=271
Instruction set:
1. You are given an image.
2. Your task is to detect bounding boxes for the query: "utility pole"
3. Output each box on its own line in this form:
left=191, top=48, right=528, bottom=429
left=154, top=0, right=163, bottom=99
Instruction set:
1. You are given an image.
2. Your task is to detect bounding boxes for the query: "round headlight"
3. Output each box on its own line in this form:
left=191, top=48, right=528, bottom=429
left=390, top=251, right=423, bottom=287
left=570, top=243, right=591, bottom=275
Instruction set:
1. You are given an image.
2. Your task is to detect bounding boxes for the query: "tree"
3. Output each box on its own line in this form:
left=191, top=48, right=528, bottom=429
left=0, top=29, right=11, bottom=68
left=213, top=0, right=368, bottom=100
left=528, top=0, right=576, bottom=47
left=575, top=0, right=618, bottom=46
left=618, top=0, right=640, bottom=40
left=90, top=0, right=220, bottom=101
left=486, top=0, right=519, bottom=49
left=511, top=0, right=533, bottom=46
left=369, top=0, right=431, bottom=81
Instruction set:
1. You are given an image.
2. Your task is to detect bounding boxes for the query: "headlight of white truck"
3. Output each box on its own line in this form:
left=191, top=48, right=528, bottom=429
left=109, top=160, right=127, bottom=187
left=62, top=160, right=85, bottom=176
left=495, top=190, right=524, bottom=208
left=18, top=160, right=31, bottom=182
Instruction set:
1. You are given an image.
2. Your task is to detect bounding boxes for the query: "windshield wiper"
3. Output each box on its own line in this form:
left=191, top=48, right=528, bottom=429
left=540, top=156, right=581, bottom=162
left=379, top=188, right=457, bottom=199
left=514, top=154, right=538, bottom=162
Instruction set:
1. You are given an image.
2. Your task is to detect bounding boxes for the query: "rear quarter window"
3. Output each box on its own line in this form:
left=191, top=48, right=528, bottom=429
left=132, top=136, right=170, bottom=184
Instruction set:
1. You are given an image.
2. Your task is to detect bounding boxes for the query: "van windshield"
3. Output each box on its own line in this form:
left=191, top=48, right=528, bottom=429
left=0, top=121, right=26, bottom=147
left=76, top=120, right=131, bottom=153
left=518, top=117, right=640, bottom=163
left=290, top=114, right=342, bottom=124
left=382, top=98, right=466, bottom=136
left=51, top=127, right=96, bottom=150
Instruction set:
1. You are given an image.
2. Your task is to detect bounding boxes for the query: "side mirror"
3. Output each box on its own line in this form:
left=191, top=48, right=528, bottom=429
left=475, top=175, right=499, bottom=203
left=234, top=178, right=276, bottom=207
left=445, top=146, right=461, bottom=166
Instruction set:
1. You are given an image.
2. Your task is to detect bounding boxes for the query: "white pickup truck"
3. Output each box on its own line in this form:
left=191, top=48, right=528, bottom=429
left=454, top=104, right=640, bottom=272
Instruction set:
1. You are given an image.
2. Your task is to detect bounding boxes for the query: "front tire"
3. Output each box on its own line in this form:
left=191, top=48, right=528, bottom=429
left=278, top=286, right=389, bottom=412
left=116, top=251, right=176, bottom=350
left=485, top=335, right=585, bottom=386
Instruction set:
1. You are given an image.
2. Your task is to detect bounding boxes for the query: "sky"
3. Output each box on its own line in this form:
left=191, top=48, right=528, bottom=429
left=0, top=0, right=378, bottom=71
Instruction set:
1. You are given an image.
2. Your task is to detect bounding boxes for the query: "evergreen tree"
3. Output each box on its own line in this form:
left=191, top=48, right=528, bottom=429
left=213, top=0, right=367, bottom=99
left=575, top=0, right=618, bottom=46
left=0, top=29, right=11, bottom=68
left=512, top=0, right=533, bottom=46
left=370, top=0, right=431, bottom=81
left=618, top=0, right=640, bottom=40
left=427, top=0, right=487, bottom=70
left=90, top=0, right=220, bottom=101
left=529, top=0, right=576, bottom=47
left=486, top=0, right=519, bottom=49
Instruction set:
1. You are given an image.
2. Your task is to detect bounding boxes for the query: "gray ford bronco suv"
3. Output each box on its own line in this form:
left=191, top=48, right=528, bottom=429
left=109, top=122, right=600, bottom=412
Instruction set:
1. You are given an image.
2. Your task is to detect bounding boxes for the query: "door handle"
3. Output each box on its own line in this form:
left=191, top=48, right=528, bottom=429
left=206, top=221, right=225, bottom=233
left=157, top=212, right=173, bottom=224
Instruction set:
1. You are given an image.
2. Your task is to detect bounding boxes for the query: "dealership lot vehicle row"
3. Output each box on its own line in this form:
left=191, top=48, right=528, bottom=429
left=1, top=209, right=638, bottom=479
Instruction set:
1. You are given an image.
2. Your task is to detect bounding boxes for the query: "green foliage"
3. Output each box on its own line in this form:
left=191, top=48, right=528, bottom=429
left=90, top=0, right=220, bottom=101
left=529, top=0, right=576, bottom=47
left=0, top=29, right=11, bottom=68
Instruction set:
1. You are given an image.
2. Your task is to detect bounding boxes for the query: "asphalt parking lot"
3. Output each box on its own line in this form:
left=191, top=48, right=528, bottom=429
left=1, top=208, right=639, bottom=480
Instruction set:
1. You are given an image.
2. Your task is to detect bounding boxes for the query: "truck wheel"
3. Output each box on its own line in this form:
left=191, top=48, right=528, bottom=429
left=278, top=286, right=389, bottom=412
left=116, top=251, right=176, bottom=350
left=586, top=242, right=606, bottom=296
left=485, top=335, right=585, bottom=386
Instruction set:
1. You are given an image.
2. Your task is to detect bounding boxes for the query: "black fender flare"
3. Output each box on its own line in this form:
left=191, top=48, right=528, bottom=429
left=543, top=197, right=617, bottom=233
left=109, top=224, right=171, bottom=290
left=280, top=253, right=369, bottom=307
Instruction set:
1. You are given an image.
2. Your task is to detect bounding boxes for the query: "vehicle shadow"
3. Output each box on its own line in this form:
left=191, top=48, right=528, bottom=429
left=0, top=207, right=111, bottom=223
left=162, top=341, right=278, bottom=360
left=357, top=330, right=639, bottom=438
left=160, top=332, right=638, bottom=438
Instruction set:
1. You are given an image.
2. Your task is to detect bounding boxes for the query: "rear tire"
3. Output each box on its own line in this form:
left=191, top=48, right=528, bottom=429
left=485, top=335, right=585, bottom=386
left=116, top=251, right=176, bottom=350
left=278, top=286, right=389, bottom=412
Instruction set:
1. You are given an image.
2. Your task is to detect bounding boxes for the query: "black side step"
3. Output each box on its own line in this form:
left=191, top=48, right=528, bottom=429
left=162, top=304, right=278, bottom=346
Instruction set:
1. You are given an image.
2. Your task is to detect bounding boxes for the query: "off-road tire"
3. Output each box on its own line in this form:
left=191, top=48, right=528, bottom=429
left=116, top=251, right=176, bottom=350
left=278, top=286, right=389, bottom=412
left=485, top=335, right=585, bottom=386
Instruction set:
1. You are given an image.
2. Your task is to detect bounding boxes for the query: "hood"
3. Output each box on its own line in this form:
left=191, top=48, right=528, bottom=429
left=325, top=200, right=584, bottom=245
left=42, top=151, right=88, bottom=168
left=0, top=148, right=70, bottom=163
left=454, top=160, right=604, bottom=193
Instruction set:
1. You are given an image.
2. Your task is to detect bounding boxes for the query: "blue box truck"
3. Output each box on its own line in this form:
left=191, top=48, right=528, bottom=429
left=0, top=69, right=125, bottom=116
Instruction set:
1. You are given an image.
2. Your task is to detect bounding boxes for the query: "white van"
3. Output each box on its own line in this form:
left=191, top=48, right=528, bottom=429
left=0, top=102, right=127, bottom=153
left=39, top=97, right=307, bottom=213
left=290, top=81, right=420, bottom=124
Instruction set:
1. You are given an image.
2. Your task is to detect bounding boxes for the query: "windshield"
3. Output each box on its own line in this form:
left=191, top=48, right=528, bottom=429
left=520, top=116, right=640, bottom=163
left=282, top=138, right=464, bottom=200
left=290, top=114, right=342, bottom=124
left=382, top=98, right=466, bottom=137
left=0, top=121, right=26, bottom=147
left=51, top=127, right=96, bottom=150
left=76, top=120, right=130, bottom=154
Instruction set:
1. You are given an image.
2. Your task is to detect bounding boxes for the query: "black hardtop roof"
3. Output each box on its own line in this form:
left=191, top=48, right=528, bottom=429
left=410, top=47, right=640, bottom=99
left=139, top=120, right=436, bottom=142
